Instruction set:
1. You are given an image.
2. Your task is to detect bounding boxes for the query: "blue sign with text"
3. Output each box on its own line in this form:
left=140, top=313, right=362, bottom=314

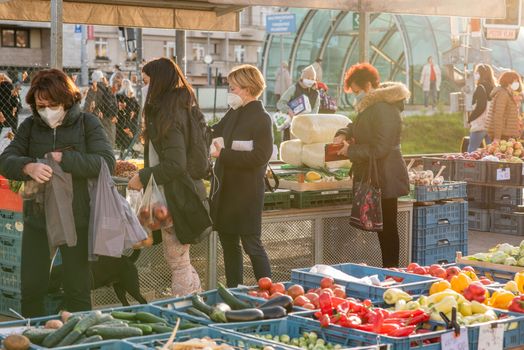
left=266, top=13, right=296, bottom=34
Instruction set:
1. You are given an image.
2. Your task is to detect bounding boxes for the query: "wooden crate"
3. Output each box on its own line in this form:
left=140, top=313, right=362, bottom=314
left=456, top=252, right=524, bottom=282
left=272, top=178, right=352, bottom=192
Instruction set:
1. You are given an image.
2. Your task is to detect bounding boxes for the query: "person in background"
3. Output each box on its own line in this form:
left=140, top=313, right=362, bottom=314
left=277, top=65, right=320, bottom=141
left=312, top=57, right=323, bottom=83
left=128, top=58, right=206, bottom=296
left=116, top=79, right=140, bottom=156
left=333, top=63, right=410, bottom=268
left=274, top=62, right=292, bottom=104
left=0, top=69, right=115, bottom=317
left=467, top=64, right=496, bottom=152
left=84, top=70, right=118, bottom=147
left=111, top=71, right=125, bottom=95
left=420, top=56, right=441, bottom=109
left=486, top=70, right=522, bottom=142
left=109, top=65, right=122, bottom=90
left=0, top=73, right=20, bottom=132
left=210, top=64, right=273, bottom=287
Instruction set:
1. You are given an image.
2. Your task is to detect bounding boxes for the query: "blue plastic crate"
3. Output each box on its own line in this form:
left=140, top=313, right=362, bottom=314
left=231, top=282, right=308, bottom=312
left=455, top=263, right=515, bottom=283
left=0, top=234, right=22, bottom=266
left=289, top=311, right=451, bottom=350
left=412, top=223, right=468, bottom=251
left=412, top=243, right=467, bottom=266
left=0, top=210, right=23, bottom=239
left=413, top=202, right=468, bottom=228
left=127, top=326, right=284, bottom=350
left=290, top=263, right=438, bottom=302
left=151, top=289, right=258, bottom=325
left=410, top=181, right=467, bottom=202
left=0, top=261, right=20, bottom=292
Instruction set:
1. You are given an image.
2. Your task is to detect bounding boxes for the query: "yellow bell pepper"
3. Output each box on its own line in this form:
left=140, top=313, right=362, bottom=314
left=459, top=301, right=473, bottom=316
left=463, top=270, right=479, bottom=281
left=514, top=272, right=524, bottom=294
left=383, top=288, right=413, bottom=305
left=429, top=280, right=451, bottom=295
left=427, top=289, right=466, bottom=305
left=505, top=280, right=519, bottom=293
left=471, top=300, right=489, bottom=314
left=432, top=296, right=458, bottom=314
left=451, top=273, right=472, bottom=294
left=488, top=289, right=515, bottom=309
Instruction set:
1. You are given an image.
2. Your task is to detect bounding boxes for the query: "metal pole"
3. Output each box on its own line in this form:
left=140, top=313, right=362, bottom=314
left=358, top=11, right=369, bottom=63
left=50, top=0, right=63, bottom=69
left=80, top=25, right=88, bottom=86
left=207, top=33, right=212, bottom=86
left=175, top=30, right=187, bottom=74
left=213, top=67, right=218, bottom=119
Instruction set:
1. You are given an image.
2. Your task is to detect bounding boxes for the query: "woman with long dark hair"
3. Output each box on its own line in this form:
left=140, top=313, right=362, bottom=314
left=468, top=64, right=496, bottom=152
left=128, top=58, right=210, bottom=296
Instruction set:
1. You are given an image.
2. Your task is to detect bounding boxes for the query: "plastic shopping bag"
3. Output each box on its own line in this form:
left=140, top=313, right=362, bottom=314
left=126, top=189, right=153, bottom=248
left=137, top=175, right=173, bottom=232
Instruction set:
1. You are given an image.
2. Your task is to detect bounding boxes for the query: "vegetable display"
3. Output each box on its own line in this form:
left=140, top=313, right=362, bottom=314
left=393, top=263, right=494, bottom=285
left=466, top=240, right=524, bottom=267
left=252, top=332, right=342, bottom=350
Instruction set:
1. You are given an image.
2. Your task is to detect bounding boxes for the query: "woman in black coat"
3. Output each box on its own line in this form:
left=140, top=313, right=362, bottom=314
left=116, top=79, right=140, bottom=155
left=210, top=64, right=273, bottom=287
left=0, top=69, right=115, bottom=317
left=0, top=74, right=20, bottom=132
left=128, top=58, right=211, bottom=296
left=334, top=63, right=410, bottom=268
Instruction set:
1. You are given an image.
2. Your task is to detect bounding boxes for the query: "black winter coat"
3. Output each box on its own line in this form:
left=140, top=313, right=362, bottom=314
left=0, top=103, right=116, bottom=229
left=210, top=100, right=273, bottom=235
left=138, top=98, right=212, bottom=245
left=336, top=82, right=410, bottom=199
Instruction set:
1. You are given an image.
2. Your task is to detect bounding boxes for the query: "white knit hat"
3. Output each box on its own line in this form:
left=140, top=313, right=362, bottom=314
left=91, top=70, right=105, bottom=83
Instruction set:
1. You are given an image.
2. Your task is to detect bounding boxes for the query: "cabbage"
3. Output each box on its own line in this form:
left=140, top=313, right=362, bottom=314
left=505, top=257, right=517, bottom=266
left=511, top=248, right=520, bottom=257
left=517, top=257, right=524, bottom=266
left=468, top=253, right=491, bottom=262
left=497, top=243, right=515, bottom=255
left=490, top=251, right=509, bottom=264
left=520, top=240, right=524, bottom=250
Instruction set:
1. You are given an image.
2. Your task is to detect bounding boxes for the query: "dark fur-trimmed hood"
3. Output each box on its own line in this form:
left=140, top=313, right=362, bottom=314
left=355, top=82, right=410, bottom=113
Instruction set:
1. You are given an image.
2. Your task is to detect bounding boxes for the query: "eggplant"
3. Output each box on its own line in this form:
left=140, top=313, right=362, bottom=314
left=214, top=302, right=232, bottom=313
left=225, top=308, right=264, bottom=322
left=259, top=306, right=287, bottom=319
left=259, top=295, right=293, bottom=313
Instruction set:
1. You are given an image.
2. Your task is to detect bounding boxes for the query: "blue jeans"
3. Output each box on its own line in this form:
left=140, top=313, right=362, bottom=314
left=468, top=131, right=490, bottom=153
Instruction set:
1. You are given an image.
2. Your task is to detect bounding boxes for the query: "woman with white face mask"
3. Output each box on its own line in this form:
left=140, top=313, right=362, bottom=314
left=210, top=64, right=273, bottom=287
left=486, top=70, right=523, bottom=142
left=277, top=65, right=321, bottom=141
left=0, top=69, right=115, bottom=317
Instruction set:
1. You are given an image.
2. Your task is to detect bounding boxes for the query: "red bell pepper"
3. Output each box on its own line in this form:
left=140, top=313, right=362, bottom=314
left=406, top=312, right=430, bottom=326
left=383, top=318, right=407, bottom=326
left=314, top=311, right=322, bottom=320
left=336, top=300, right=350, bottom=315
left=378, top=323, right=401, bottom=334
left=463, top=282, right=487, bottom=303
left=363, top=299, right=373, bottom=308
left=319, top=293, right=333, bottom=316
left=372, top=309, right=385, bottom=333
left=354, top=324, right=375, bottom=332
left=509, top=295, right=524, bottom=313
left=387, top=325, right=416, bottom=337
left=339, top=315, right=362, bottom=328
left=320, top=314, right=331, bottom=328
left=389, top=309, right=424, bottom=319
left=331, top=297, right=346, bottom=308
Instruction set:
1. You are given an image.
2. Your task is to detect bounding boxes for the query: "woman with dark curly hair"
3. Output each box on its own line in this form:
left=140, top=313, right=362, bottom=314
left=333, top=63, right=410, bottom=267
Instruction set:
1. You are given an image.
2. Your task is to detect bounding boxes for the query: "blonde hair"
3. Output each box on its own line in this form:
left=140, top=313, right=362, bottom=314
left=227, top=64, right=266, bottom=98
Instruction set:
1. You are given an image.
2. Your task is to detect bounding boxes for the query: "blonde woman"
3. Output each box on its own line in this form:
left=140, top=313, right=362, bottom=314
left=210, top=64, right=273, bottom=287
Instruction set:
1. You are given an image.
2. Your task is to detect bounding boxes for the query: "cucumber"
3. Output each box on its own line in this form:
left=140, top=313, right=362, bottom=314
left=192, top=294, right=214, bottom=316
left=134, top=311, right=165, bottom=324
left=23, top=328, right=55, bottom=345
left=111, top=311, right=137, bottom=321
left=150, top=324, right=174, bottom=334
left=77, top=335, right=104, bottom=344
left=217, top=283, right=252, bottom=310
left=56, top=311, right=103, bottom=347
left=72, top=335, right=87, bottom=345
left=56, top=329, right=83, bottom=347
left=42, top=316, right=82, bottom=348
left=85, top=323, right=128, bottom=337
left=97, top=314, right=114, bottom=324
left=225, top=308, right=264, bottom=322
left=179, top=321, right=202, bottom=330
left=186, top=307, right=211, bottom=320
left=93, top=326, right=143, bottom=339
left=129, top=323, right=153, bottom=335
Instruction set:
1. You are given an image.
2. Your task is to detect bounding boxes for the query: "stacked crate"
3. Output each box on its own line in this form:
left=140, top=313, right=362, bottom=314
left=410, top=181, right=468, bottom=265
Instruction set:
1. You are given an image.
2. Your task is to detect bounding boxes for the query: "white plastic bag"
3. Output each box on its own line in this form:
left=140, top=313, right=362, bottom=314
left=309, top=264, right=380, bottom=286
left=280, top=139, right=303, bottom=166
left=137, top=175, right=173, bottom=232
left=291, top=114, right=350, bottom=144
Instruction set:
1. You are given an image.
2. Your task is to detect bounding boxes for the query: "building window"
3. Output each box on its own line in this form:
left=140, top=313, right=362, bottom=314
left=1, top=28, right=30, bottom=48
left=234, top=45, right=245, bottom=63
left=164, top=41, right=176, bottom=59
left=193, top=43, right=205, bottom=61
left=95, top=37, right=108, bottom=59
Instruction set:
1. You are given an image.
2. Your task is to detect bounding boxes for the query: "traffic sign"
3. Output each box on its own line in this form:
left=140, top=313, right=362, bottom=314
left=352, top=13, right=360, bottom=30
left=266, top=13, right=296, bottom=34
left=74, top=25, right=82, bottom=34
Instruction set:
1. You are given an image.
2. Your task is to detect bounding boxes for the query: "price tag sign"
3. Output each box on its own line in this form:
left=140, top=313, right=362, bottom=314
left=496, top=167, right=511, bottom=181
left=478, top=323, right=504, bottom=350
left=442, top=328, right=468, bottom=350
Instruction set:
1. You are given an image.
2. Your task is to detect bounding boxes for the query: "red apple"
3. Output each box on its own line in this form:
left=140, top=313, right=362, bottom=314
left=433, top=267, right=447, bottom=279
left=446, top=266, right=461, bottom=278
left=428, top=264, right=442, bottom=275
left=407, top=263, right=420, bottom=272
left=153, top=204, right=169, bottom=221
left=413, top=266, right=427, bottom=275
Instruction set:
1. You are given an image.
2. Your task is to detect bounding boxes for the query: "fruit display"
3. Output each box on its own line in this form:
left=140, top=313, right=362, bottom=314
left=443, top=138, right=524, bottom=163
left=115, top=160, right=139, bottom=178
left=392, top=263, right=495, bottom=285
left=275, top=167, right=351, bottom=183
left=466, top=240, right=524, bottom=267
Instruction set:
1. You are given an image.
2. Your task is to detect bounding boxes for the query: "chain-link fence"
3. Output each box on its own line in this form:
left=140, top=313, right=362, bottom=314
left=0, top=66, right=144, bottom=160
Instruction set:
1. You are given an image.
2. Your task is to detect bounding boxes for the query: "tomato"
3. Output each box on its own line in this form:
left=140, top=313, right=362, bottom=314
left=304, top=292, right=319, bottom=307
left=428, top=264, right=441, bottom=275
left=269, top=291, right=285, bottom=299
left=258, top=277, right=272, bottom=291
left=333, top=288, right=346, bottom=299
left=302, top=303, right=316, bottom=310
left=406, top=263, right=420, bottom=272
left=413, top=267, right=427, bottom=275
left=247, top=290, right=258, bottom=297
left=257, top=291, right=270, bottom=299
left=319, top=288, right=334, bottom=297
left=153, top=204, right=169, bottom=221
left=270, top=282, right=286, bottom=295
left=287, top=284, right=305, bottom=299
left=432, top=267, right=447, bottom=279
left=293, top=295, right=310, bottom=307
left=320, top=277, right=335, bottom=289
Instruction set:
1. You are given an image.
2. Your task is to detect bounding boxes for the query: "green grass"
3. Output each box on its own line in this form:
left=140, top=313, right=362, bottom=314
left=401, top=113, right=468, bottom=155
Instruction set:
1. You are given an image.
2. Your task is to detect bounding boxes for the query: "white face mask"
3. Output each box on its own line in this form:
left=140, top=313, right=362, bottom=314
left=38, top=105, right=66, bottom=129
left=227, top=93, right=244, bottom=110
left=511, top=81, right=520, bottom=91
left=302, top=79, right=315, bottom=88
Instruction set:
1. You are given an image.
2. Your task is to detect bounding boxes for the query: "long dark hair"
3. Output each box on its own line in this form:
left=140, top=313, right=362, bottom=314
left=475, top=64, right=496, bottom=92
left=142, top=58, right=197, bottom=140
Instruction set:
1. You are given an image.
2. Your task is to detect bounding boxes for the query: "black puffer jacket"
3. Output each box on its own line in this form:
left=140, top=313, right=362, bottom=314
left=0, top=103, right=116, bottom=228
left=336, top=82, right=410, bottom=199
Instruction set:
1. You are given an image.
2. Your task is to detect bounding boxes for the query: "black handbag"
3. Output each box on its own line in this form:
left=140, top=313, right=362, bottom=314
left=264, top=164, right=279, bottom=192
left=350, top=157, right=383, bottom=232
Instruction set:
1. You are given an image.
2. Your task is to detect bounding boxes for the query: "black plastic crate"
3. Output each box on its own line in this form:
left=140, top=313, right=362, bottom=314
left=422, top=157, right=455, bottom=180
left=468, top=208, right=491, bottom=232
left=263, top=190, right=291, bottom=210
left=486, top=161, right=523, bottom=186
left=490, top=210, right=524, bottom=236
left=490, top=187, right=523, bottom=212
left=466, top=184, right=490, bottom=209
left=290, top=190, right=352, bottom=209
left=454, top=159, right=487, bottom=182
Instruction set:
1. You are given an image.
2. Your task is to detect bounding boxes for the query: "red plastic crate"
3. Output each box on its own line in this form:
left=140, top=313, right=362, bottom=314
left=0, top=187, right=22, bottom=212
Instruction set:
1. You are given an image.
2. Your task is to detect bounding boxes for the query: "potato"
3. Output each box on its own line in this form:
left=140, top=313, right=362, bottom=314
left=2, top=335, right=30, bottom=350
left=44, top=319, right=63, bottom=329
left=59, top=310, right=72, bottom=323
